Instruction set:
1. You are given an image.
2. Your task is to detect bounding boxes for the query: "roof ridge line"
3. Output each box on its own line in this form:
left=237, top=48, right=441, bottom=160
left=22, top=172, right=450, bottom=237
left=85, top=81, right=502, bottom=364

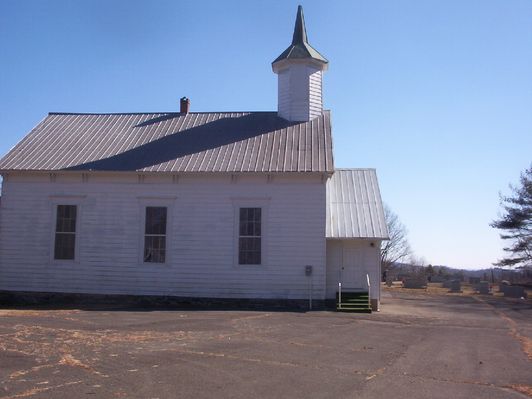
left=335, top=168, right=377, bottom=171
left=47, top=111, right=280, bottom=116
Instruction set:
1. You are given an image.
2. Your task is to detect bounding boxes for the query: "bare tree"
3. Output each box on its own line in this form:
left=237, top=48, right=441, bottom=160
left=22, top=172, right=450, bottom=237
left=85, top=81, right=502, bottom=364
left=408, top=255, right=427, bottom=268
left=407, top=255, right=428, bottom=278
left=381, top=204, right=412, bottom=275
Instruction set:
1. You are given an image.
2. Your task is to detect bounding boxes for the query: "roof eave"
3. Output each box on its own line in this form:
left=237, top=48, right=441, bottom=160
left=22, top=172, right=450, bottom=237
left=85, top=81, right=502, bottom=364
left=0, top=169, right=333, bottom=176
left=272, top=55, right=328, bottom=73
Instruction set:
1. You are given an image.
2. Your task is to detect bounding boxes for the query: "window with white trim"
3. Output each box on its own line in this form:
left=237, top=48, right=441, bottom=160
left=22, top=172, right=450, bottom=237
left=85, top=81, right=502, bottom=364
left=54, top=205, right=77, bottom=260
left=144, top=206, right=167, bottom=263
left=238, top=207, right=262, bottom=265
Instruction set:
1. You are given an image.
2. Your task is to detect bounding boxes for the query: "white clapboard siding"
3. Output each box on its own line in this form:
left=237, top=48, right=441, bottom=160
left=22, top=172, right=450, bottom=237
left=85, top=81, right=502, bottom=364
left=277, top=64, right=323, bottom=122
left=308, top=70, right=323, bottom=120
left=278, top=69, right=291, bottom=120
left=0, top=173, right=327, bottom=300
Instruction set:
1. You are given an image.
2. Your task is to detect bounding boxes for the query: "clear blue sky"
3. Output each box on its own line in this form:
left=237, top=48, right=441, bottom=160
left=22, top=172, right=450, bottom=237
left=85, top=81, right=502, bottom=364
left=1, top=0, right=531, bottom=269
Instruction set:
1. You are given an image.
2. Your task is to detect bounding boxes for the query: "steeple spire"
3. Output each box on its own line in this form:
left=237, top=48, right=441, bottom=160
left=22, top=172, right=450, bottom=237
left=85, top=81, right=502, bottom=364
left=291, top=5, right=308, bottom=45
left=272, top=5, right=328, bottom=69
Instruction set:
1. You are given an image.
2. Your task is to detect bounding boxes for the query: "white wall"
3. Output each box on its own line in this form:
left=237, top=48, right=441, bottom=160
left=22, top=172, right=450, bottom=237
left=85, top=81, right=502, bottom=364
left=325, top=239, right=381, bottom=300
left=308, top=69, right=323, bottom=120
left=277, top=64, right=322, bottom=122
left=0, top=172, right=327, bottom=300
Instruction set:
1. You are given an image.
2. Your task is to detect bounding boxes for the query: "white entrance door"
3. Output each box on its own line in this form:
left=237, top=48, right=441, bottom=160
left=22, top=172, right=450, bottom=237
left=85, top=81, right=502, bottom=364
left=341, top=246, right=367, bottom=290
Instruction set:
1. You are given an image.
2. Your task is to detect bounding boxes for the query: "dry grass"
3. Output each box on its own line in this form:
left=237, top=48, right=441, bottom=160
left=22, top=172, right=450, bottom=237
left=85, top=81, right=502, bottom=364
left=384, top=281, right=531, bottom=299
left=507, top=384, right=532, bottom=397
left=383, top=282, right=477, bottom=296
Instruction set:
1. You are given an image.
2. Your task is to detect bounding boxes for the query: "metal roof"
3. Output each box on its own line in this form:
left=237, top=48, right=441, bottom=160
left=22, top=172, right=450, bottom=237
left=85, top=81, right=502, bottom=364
left=326, top=169, right=389, bottom=239
left=0, top=111, right=333, bottom=173
left=272, top=5, right=328, bottom=66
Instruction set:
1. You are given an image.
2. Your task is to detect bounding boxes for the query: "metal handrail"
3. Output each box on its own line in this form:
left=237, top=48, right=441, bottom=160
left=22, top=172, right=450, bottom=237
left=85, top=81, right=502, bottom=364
left=338, top=282, right=342, bottom=310
left=366, top=274, right=371, bottom=310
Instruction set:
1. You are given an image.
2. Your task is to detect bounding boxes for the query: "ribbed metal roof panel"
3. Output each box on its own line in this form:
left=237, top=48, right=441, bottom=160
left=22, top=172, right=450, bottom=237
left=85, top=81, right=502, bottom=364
left=0, top=111, right=333, bottom=173
left=326, top=169, right=389, bottom=239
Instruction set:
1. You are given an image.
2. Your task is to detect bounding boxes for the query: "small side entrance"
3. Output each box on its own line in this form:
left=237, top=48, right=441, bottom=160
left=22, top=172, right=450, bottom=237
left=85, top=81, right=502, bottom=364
left=326, top=239, right=381, bottom=312
left=340, top=246, right=368, bottom=291
left=337, top=243, right=371, bottom=312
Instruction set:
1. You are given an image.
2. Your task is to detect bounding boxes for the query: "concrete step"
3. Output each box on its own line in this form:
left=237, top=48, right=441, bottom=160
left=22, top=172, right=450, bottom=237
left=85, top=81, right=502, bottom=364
left=336, top=306, right=372, bottom=313
left=336, top=290, right=371, bottom=313
left=337, top=310, right=372, bottom=314
left=337, top=301, right=370, bottom=306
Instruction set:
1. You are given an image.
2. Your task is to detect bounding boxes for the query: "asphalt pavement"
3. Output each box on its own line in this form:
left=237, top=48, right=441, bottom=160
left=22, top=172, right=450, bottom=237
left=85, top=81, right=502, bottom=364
left=0, top=289, right=530, bottom=398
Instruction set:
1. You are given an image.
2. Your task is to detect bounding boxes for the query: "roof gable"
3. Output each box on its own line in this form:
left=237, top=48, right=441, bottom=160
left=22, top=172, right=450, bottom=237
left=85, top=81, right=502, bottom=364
left=0, top=111, right=333, bottom=173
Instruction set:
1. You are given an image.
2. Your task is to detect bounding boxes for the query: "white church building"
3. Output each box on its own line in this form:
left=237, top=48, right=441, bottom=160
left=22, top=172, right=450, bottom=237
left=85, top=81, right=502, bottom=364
left=0, top=6, right=388, bottom=311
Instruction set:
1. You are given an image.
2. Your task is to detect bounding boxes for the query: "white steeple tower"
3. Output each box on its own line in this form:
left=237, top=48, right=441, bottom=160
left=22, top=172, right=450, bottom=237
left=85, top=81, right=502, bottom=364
left=272, top=5, right=328, bottom=122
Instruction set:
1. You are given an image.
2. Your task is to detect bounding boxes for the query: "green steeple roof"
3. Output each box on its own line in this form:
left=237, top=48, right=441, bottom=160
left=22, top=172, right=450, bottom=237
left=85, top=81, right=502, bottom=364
left=272, top=5, right=328, bottom=66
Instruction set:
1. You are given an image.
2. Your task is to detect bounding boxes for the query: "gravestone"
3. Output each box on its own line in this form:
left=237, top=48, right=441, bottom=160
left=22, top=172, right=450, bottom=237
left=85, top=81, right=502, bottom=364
left=503, top=285, right=527, bottom=298
left=498, top=280, right=511, bottom=292
left=442, top=280, right=453, bottom=289
left=403, top=277, right=427, bottom=289
left=469, top=277, right=481, bottom=285
left=430, top=275, right=446, bottom=283
left=449, top=279, right=462, bottom=293
left=478, top=281, right=490, bottom=295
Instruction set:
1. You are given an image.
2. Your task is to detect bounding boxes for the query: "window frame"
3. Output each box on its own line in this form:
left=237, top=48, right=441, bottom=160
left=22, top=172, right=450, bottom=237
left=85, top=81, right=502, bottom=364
left=143, top=206, right=168, bottom=264
left=238, top=207, right=262, bottom=265
left=138, top=197, right=175, bottom=266
left=54, top=204, right=77, bottom=260
left=49, top=196, right=85, bottom=264
left=232, top=198, right=269, bottom=267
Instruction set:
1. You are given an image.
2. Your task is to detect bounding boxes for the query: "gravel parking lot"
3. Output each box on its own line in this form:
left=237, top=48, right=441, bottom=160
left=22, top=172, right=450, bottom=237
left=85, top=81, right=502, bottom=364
left=1, top=290, right=531, bottom=399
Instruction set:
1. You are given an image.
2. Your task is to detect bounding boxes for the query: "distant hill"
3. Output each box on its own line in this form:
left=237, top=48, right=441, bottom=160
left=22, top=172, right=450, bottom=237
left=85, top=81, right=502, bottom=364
left=387, top=263, right=531, bottom=284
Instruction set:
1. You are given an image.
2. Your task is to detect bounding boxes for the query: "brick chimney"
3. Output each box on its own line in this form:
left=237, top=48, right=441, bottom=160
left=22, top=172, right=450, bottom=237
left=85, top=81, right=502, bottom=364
left=180, top=97, right=190, bottom=114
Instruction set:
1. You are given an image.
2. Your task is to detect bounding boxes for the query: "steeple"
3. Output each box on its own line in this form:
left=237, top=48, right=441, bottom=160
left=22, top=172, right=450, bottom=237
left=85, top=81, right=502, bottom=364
left=272, top=6, right=328, bottom=122
left=292, top=4, right=308, bottom=45
left=272, top=5, right=328, bottom=69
